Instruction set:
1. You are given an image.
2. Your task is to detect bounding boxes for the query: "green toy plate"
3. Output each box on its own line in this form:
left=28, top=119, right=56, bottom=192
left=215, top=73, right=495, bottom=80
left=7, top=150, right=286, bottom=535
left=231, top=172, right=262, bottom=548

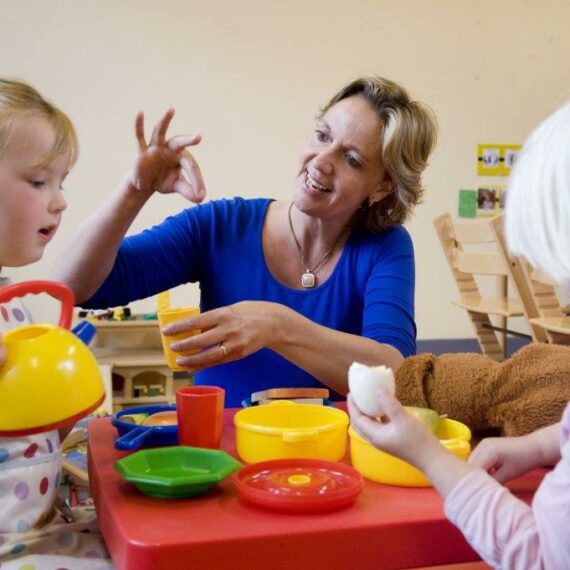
left=115, top=446, right=241, bottom=499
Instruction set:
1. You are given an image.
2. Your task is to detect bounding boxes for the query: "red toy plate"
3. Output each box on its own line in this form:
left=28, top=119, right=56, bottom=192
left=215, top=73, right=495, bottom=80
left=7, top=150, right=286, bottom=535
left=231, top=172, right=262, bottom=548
left=235, top=458, right=364, bottom=513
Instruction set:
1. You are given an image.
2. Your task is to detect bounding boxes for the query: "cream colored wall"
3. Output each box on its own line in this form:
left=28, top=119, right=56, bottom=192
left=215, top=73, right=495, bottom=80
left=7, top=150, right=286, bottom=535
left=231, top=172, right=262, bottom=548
left=2, top=0, right=570, bottom=338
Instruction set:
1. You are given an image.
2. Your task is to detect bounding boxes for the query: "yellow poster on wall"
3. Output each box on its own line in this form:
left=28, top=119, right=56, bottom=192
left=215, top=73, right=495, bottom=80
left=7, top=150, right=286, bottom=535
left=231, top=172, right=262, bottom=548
left=477, top=144, right=522, bottom=176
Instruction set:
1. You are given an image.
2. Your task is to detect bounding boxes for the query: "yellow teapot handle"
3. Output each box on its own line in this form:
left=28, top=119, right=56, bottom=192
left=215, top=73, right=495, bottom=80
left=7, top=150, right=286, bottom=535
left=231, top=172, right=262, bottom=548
left=0, top=280, right=75, bottom=329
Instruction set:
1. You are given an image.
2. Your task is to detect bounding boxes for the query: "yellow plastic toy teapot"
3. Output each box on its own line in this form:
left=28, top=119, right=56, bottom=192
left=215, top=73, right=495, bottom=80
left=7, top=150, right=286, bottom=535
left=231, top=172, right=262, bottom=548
left=0, top=280, right=105, bottom=436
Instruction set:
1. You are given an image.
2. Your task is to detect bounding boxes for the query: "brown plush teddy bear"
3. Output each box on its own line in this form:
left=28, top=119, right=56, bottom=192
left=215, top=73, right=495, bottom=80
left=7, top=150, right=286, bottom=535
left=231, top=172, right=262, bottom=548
left=395, top=343, right=570, bottom=437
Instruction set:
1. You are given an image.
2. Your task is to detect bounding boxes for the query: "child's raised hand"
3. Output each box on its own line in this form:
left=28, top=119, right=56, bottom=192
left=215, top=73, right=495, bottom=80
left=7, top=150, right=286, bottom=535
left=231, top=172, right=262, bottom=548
left=129, top=108, right=206, bottom=203
left=347, top=387, right=440, bottom=470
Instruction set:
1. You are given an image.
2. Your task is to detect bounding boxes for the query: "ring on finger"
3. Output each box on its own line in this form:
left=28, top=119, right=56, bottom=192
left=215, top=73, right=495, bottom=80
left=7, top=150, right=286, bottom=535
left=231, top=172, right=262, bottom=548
left=219, top=342, right=228, bottom=358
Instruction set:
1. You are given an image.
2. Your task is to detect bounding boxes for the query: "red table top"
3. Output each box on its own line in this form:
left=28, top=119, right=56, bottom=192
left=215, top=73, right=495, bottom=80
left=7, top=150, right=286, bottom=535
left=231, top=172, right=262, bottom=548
left=88, top=409, right=545, bottom=570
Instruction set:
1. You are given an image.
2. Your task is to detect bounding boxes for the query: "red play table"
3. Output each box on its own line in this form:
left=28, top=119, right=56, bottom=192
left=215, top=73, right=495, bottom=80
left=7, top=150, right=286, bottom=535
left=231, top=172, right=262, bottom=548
left=88, top=409, right=545, bottom=570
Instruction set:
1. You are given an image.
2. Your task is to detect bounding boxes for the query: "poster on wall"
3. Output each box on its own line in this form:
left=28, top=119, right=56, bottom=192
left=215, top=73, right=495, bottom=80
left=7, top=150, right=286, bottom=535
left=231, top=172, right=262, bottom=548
left=458, top=189, right=477, bottom=218
left=476, top=185, right=506, bottom=216
left=477, top=144, right=521, bottom=176
left=458, top=186, right=506, bottom=218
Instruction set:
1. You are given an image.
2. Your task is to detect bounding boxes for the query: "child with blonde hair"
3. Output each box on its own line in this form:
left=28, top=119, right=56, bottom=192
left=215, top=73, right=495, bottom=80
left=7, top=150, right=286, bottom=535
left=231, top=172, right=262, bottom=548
left=0, top=79, right=200, bottom=568
left=349, top=100, right=570, bottom=569
left=0, top=77, right=115, bottom=568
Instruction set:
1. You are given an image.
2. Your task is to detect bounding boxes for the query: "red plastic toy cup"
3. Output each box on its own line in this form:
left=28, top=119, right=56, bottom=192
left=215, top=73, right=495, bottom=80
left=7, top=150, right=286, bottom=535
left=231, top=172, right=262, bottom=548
left=176, top=386, right=225, bottom=449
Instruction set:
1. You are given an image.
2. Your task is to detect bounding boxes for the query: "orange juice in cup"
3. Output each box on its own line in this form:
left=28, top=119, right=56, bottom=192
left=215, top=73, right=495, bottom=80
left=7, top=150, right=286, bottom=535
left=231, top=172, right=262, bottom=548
left=158, top=306, right=200, bottom=371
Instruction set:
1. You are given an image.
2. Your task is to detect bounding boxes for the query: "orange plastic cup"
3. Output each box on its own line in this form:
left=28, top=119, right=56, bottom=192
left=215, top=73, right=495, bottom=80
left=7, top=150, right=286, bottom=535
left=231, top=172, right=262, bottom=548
left=176, top=386, right=225, bottom=449
left=158, top=306, right=200, bottom=371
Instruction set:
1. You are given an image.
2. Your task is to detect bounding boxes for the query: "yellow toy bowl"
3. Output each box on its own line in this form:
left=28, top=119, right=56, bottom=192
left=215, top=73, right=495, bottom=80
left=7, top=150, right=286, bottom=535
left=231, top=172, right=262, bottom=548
left=234, top=401, right=349, bottom=464
left=349, top=418, right=471, bottom=487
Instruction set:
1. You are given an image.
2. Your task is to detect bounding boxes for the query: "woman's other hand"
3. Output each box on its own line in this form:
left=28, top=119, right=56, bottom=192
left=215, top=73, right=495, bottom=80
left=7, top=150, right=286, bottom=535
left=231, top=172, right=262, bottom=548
left=130, top=108, right=206, bottom=203
left=161, top=301, right=284, bottom=373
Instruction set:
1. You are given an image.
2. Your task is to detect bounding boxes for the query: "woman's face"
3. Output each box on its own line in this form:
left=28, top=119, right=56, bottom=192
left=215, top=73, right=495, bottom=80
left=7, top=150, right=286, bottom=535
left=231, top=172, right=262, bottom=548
left=0, top=116, right=69, bottom=268
left=294, top=95, right=391, bottom=222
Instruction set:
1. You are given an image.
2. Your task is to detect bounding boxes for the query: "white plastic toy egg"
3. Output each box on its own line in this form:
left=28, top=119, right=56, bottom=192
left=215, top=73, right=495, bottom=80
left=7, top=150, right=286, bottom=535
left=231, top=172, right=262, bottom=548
left=348, top=362, right=395, bottom=418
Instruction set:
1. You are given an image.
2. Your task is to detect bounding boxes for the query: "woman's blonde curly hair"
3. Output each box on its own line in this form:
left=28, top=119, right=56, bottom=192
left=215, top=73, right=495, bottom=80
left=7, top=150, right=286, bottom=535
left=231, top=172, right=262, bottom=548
left=322, top=76, right=438, bottom=232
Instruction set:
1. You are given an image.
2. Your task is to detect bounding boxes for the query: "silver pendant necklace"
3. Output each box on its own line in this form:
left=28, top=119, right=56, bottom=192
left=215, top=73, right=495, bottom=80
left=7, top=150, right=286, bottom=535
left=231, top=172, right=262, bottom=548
left=287, top=202, right=347, bottom=289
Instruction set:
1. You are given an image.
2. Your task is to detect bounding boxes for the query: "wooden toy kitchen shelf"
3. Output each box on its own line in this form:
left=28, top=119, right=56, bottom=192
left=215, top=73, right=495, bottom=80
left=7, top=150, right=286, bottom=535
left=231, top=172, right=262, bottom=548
left=87, top=317, right=191, bottom=412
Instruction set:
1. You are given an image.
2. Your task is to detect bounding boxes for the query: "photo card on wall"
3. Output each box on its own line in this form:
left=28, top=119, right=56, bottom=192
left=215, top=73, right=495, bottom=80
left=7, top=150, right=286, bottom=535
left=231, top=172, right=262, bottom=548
left=477, top=144, right=521, bottom=176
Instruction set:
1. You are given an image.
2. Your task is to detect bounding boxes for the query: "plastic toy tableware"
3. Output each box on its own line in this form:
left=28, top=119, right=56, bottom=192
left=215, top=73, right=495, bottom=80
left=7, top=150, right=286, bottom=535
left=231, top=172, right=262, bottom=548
left=0, top=280, right=105, bottom=436
left=115, top=446, right=241, bottom=499
left=235, top=458, right=364, bottom=513
left=142, top=411, right=178, bottom=426
left=157, top=306, right=201, bottom=371
left=176, top=386, right=225, bottom=448
left=71, top=320, right=97, bottom=345
left=234, top=401, right=349, bottom=464
left=349, top=417, right=471, bottom=487
left=113, top=405, right=179, bottom=451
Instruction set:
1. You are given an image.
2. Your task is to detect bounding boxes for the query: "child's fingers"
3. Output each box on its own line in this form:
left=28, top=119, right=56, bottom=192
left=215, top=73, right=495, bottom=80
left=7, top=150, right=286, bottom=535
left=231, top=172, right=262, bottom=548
left=375, top=386, right=404, bottom=420
left=468, top=446, right=502, bottom=474
left=347, top=394, right=360, bottom=419
left=347, top=394, right=369, bottom=423
left=348, top=395, right=385, bottom=441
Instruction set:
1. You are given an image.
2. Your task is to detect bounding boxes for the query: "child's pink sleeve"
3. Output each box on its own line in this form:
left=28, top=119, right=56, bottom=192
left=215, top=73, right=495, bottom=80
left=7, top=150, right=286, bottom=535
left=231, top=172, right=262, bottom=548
left=445, top=404, right=570, bottom=570
left=533, top=404, right=570, bottom=568
left=445, top=469, right=543, bottom=568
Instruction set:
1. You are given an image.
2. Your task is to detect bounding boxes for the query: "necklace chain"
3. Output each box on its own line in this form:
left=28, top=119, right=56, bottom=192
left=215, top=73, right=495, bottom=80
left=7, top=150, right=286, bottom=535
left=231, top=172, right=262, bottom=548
left=287, top=202, right=347, bottom=288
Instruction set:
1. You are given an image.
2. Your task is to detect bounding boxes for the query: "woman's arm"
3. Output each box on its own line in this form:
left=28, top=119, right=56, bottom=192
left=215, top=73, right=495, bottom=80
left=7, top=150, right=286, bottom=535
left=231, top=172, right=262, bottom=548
left=165, top=301, right=404, bottom=395
left=263, top=304, right=405, bottom=394
left=54, top=178, right=151, bottom=302
left=165, top=226, right=415, bottom=394
left=52, top=109, right=205, bottom=303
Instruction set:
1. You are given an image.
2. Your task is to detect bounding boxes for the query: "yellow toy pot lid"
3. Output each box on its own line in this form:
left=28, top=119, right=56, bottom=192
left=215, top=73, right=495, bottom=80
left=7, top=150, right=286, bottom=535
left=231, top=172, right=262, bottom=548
left=0, top=280, right=105, bottom=436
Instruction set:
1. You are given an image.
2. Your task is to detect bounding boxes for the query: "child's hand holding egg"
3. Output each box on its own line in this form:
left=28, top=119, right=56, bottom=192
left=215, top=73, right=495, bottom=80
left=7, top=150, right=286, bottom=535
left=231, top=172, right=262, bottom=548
left=348, top=362, right=395, bottom=419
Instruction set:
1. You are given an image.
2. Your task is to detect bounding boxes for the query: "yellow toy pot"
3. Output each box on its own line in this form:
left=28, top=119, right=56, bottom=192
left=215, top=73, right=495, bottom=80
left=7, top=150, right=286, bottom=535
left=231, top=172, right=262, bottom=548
left=0, top=280, right=105, bottom=436
left=349, top=418, right=471, bottom=487
left=234, top=401, right=349, bottom=464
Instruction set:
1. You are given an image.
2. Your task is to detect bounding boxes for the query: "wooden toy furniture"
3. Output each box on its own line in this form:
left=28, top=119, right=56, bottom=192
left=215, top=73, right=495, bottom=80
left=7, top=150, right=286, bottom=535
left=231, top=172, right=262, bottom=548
left=434, top=213, right=527, bottom=361
left=88, top=318, right=190, bottom=412
left=491, top=216, right=570, bottom=345
left=525, top=268, right=570, bottom=344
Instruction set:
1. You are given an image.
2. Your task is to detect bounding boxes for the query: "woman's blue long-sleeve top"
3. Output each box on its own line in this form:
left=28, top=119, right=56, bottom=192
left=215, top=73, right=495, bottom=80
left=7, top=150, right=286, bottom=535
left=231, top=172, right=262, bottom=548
left=83, top=197, right=416, bottom=407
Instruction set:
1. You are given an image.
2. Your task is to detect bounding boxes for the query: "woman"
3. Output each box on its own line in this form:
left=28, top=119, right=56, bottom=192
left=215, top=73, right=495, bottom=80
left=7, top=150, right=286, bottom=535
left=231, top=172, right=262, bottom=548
left=54, top=76, right=437, bottom=407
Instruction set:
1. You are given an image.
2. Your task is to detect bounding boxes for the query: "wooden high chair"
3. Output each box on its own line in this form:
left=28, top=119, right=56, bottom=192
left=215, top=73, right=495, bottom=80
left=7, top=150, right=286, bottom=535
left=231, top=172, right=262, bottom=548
left=434, top=213, right=527, bottom=361
left=491, top=215, right=570, bottom=345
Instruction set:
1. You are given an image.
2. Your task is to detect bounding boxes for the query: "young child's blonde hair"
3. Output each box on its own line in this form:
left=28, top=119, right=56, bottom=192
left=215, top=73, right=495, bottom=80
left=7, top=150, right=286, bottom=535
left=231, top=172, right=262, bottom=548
left=505, top=101, right=570, bottom=283
left=0, top=78, right=78, bottom=166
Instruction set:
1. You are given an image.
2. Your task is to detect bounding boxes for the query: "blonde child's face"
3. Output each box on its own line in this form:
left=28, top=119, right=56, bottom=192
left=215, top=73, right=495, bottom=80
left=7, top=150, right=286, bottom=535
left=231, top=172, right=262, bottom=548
left=0, top=116, right=70, bottom=269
